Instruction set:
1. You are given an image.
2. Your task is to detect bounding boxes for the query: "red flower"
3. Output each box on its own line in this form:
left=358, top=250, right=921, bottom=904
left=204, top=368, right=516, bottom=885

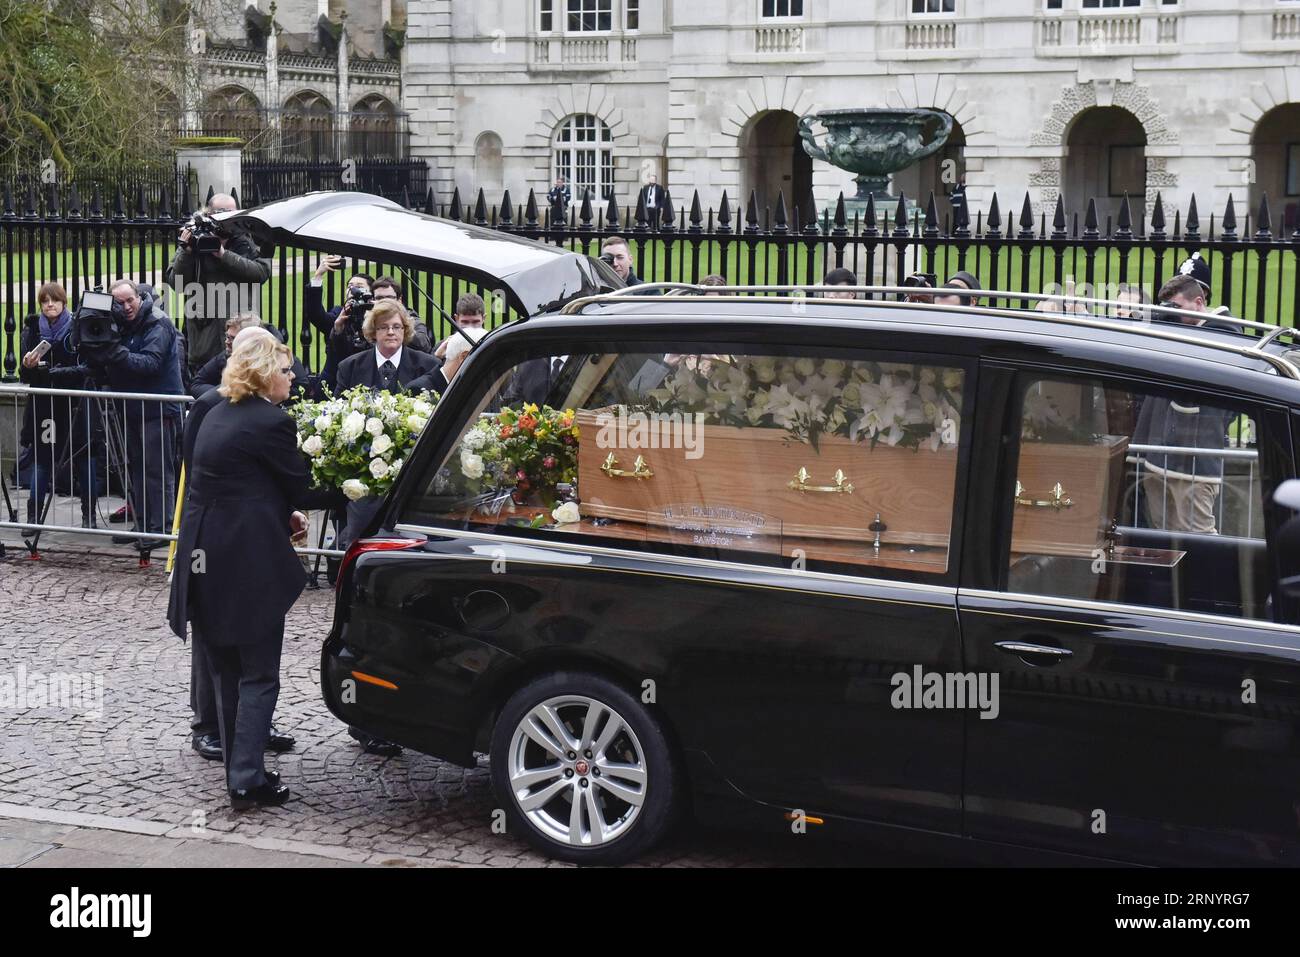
left=516, top=469, right=528, bottom=480
left=518, top=415, right=538, bottom=431
left=542, top=456, right=557, bottom=469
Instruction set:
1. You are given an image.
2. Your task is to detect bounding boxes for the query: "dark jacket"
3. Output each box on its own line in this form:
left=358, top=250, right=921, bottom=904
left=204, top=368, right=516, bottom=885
left=191, top=350, right=310, bottom=404
left=167, top=396, right=343, bottom=644
left=166, top=229, right=271, bottom=371
left=335, top=347, right=439, bottom=394
left=18, top=311, right=87, bottom=442
left=1134, top=395, right=1234, bottom=482
left=406, top=367, right=450, bottom=397
left=92, top=291, right=184, bottom=420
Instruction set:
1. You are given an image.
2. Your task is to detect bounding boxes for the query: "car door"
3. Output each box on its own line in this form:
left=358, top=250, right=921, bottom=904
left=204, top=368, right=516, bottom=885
left=387, top=332, right=973, bottom=833
left=958, top=364, right=1300, bottom=865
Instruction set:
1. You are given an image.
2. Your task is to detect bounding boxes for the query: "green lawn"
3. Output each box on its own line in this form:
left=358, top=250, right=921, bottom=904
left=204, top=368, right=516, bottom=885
left=4, top=236, right=1297, bottom=372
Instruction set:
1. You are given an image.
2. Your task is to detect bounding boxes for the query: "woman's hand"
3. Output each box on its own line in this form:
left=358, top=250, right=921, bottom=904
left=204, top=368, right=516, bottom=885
left=290, top=511, right=309, bottom=546
left=22, top=349, right=40, bottom=369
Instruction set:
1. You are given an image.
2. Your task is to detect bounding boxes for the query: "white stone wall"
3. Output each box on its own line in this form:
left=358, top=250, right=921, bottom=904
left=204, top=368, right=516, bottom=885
left=403, top=0, right=1300, bottom=230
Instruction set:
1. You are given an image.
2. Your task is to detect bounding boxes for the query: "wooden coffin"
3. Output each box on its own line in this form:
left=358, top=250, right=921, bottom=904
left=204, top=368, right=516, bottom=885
left=1011, top=435, right=1130, bottom=557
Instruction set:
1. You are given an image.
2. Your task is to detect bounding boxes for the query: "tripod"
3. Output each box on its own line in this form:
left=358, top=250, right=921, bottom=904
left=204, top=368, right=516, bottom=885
left=22, top=384, right=134, bottom=557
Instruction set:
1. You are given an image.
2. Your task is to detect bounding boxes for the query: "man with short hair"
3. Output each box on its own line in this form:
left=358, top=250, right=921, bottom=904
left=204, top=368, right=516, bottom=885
left=823, top=267, right=858, bottom=300
left=638, top=173, right=669, bottom=224
left=547, top=176, right=570, bottom=224
left=370, top=275, right=434, bottom=353
left=92, top=279, right=183, bottom=548
left=165, top=193, right=271, bottom=375
left=601, top=236, right=646, bottom=287
left=434, top=293, right=487, bottom=361
left=1156, top=273, right=1239, bottom=333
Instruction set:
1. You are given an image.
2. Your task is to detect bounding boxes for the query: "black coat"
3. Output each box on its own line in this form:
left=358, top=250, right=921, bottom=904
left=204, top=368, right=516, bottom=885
left=190, top=350, right=310, bottom=403
left=406, top=368, right=449, bottom=396
left=165, top=229, right=271, bottom=371
left=167, top=396, right=342, bottom=644
left=335, top=347, right=438, bottom=394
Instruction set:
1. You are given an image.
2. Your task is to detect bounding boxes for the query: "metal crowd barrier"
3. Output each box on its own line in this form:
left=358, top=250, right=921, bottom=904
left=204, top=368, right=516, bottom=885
left=0, top=384, right=344, bottom=566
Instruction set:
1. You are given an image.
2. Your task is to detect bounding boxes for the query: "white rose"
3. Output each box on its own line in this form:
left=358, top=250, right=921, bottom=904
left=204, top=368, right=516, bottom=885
left=794, top=357, right=816, bottom=377
left=302, top=435, right=324, bottom=456
left=314, top=414, right=332, bottom=432
left=371, top=433, right=394, bottom=456
left=412, top=400, right=434, bottom=418
left=365, top=416, right=384, bottom=437
left=552, top=501, right=581, bottom=524
left=462, top=430, right=486, bottom=451
left=369, top=457, right=390, bottom=480
left=461, top=452, right=484, bottom=479
left=406, top=414, right=428, bottom=433
left=341, top=479, right=369, bottom=501
left=340, top=411, right=366, bottom=442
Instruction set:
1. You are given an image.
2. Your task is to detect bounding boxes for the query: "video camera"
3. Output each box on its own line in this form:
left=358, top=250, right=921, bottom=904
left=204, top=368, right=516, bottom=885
left=185, top=211, right=226, bottom=254
left=338, top=285, right=376, bottom=350
left=71, top=289, right=126, bottom=358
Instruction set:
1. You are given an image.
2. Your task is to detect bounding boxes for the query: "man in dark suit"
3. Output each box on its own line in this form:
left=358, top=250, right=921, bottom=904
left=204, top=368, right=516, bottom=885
left=180, top=328, right=297, bottom=763
left=637, top=173, right=669, bottom=223
left=169, top=335, right=344, bottom=809
left=190, top=315, right=309, bottom=401
left=502, top=353, right=571, bottom=407
left=334, top=300, right=440, bottom=394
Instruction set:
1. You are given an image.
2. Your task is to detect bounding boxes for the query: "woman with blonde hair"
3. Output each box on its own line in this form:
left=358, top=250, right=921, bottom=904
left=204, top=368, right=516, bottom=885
left=168, top=334, right=344, bottom=810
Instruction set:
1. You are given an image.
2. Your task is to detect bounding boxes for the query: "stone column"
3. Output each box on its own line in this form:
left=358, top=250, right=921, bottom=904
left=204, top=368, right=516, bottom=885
left=337, top=11, right=351, bottom=156
left=266, top=4, right=281, bottom=155
left=176, top=144, right=243, bottom=207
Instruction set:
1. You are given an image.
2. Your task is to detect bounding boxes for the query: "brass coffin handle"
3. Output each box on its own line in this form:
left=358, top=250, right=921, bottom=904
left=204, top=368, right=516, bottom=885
left=1014, top=480, right=1073, bottom=510
left=788, top=467, right=854, bottom=494
left=601, top=452, right=654, bottom=480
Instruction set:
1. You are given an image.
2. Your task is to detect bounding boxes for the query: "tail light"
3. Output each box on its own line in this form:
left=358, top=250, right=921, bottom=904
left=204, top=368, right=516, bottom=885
left=336, top=537, right=423, bottom=593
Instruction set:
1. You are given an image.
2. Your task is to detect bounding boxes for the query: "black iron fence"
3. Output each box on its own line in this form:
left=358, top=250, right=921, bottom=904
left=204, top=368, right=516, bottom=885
left=242, top=158, right=429, bottom=205
left=4, top=182, right=1299, bottom=380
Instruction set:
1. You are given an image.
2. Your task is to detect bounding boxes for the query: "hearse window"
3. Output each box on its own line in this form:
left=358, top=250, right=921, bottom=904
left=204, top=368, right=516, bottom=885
left=1004, top=374, right=1268, bottom=621
left=402, top=348, right=968, bottom=580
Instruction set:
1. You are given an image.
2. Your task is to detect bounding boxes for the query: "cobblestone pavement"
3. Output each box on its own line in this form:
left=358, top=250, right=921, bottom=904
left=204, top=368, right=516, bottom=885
left=0, top=545, right=939, bottom=868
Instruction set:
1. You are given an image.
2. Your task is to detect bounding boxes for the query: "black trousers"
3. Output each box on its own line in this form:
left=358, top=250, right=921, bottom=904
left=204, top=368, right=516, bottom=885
left=201, top=631, right=283, bottom=792
left=121, top=408, right=176, bottom=535
left=189, top=628, right=218, bottom=739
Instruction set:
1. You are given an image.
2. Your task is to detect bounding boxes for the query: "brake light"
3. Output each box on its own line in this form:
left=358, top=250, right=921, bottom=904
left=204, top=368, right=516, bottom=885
left=336, top=537, right=423, bottom=593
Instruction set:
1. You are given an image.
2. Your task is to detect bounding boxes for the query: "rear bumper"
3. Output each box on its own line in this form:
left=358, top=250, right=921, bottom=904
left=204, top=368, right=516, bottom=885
left=320, top=633, right=479, bottom=767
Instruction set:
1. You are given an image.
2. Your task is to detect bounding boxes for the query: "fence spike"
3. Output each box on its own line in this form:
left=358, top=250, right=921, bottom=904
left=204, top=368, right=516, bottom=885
left=1256, top=193, right=1274, bottom=239
left=660, top=192, right=676, bottom=232
left=1017, top=192, right=1034, bottom=239
left=399, top=186, right=411, bottom=209
left=449, top=187, right=462, bottom=221
left=89, top=185, right=104, bottom=220
left=1185, top=194, right=1200, bottom=240
left=1116, top=193, right=1133, bottom=239
left=773, top=191, right=789, bottom=234
left=1149, top=192, right=1166, bottom=239
left=229, top=187, right=239, bottom=209
left=892, top=191, right=909, bottom=236
left=952, top=189, right=970, bottom=238
left=423, top=187, right=436, bottom=215
left=2, top=183, right=14, bottom=220
left=803, top=188, right=819, bottom=235
left=986, top=193, right=1003, bottom=238
left=603, top=189, right=618, bottom=231
left=180, top=180, right=193, bottom=217
left=135, top=184, right=149, bottom=219
left=158, top=184, right=171, bottom=220
left=23, top=183, right=38, bottom=219
left=633, top=191, right=648, bottom=231
left=46, top=182, right=60, bottom=219
left=1082, top=197, right=1099, bottom=239
left=578, top=189, right=593, bottom=229
left=524, top=188, right=539, bottom=227
left=717, top=190, right=732, bottom=234
left=474, top=187, right=489, bottom=225
left=1221, top=194, right=1238, bottom=240
left=863, top=192, right=879, bottom=237
left=204, top=184, right=215, bottom=206
left=1050, top=194, right=1067, bottom=239
left=68, top=184, right=83, bottom=220
left=500, top=189, right=515, bottom=227
left=688, top=190, right=703, bottom=234
left=744, top=190, right=760, bottom=235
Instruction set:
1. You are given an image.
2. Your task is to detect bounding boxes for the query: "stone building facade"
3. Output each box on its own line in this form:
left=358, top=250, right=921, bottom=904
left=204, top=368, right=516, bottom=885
left=401, top=0, right=1300, bottom=231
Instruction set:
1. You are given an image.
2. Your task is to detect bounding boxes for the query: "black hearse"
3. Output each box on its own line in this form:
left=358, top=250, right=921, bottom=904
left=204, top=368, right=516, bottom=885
left=235, top=193, right=1300, bottom=866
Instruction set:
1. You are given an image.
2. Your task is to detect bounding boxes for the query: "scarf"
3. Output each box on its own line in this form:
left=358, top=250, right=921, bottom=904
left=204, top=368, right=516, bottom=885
left=39, top=308, right=72, bottom=343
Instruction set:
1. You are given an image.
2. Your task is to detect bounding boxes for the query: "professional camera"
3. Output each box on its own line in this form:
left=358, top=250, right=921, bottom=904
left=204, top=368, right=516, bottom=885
left=338, top=285, right=376, bottom=350
left=185, top=211, right=225, bottom=254
left=599, top=252, right=616, bottom=268
left=71, top=289, right=125, bottom=358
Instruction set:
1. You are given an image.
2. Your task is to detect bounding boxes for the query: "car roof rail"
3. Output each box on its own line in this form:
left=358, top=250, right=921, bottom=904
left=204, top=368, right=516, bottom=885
left=561, top=283, right=1300, bottom=380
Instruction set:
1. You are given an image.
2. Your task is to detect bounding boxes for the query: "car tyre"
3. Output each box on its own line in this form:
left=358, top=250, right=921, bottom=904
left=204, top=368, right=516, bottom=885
left=490, top=671, right=679, bottom=865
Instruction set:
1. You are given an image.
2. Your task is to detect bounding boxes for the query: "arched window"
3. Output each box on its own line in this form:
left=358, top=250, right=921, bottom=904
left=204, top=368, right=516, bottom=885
left=203, top=86, right=263, bottom=144
left=351, top=94, right=398, bottom=159
left=553, top=113, right=614, bottom=205
left=475, top=131, right=505, bottom=196
left=282, top=91, right=334, bottom=161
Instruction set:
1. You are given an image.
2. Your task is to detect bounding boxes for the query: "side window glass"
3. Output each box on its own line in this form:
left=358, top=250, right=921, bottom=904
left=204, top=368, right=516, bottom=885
left=1006, top=375, right=1268, bottom=620
left=402, top=348, right=968, bottom=580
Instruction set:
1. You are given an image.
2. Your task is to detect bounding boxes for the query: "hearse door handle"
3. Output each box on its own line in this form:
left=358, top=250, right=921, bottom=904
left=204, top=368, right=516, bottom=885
left=994, top=641, right=1074, bottom=665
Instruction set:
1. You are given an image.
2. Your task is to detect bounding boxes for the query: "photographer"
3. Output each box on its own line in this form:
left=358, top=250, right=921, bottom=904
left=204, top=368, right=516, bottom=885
left=18, top=281, right=99, bottom=531
left=165, top=193, right=272, bottom=376
left=83, top=280, right=183, bottom=548
left=305, top=256, right=375, bottom=390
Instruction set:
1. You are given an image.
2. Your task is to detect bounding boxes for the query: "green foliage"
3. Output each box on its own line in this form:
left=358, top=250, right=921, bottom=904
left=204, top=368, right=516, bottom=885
left=0, top=0, right=187, bottom=175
